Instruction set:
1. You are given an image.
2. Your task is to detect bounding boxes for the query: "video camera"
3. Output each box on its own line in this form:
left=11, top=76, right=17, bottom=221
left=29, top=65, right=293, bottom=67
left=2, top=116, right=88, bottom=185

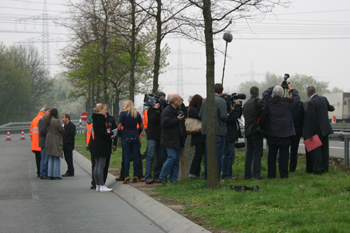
left=282, top=73, right=290, bottom=89
left=227, top=93, right=246, bottom=106
left=143, top=94, right=167, bottom=110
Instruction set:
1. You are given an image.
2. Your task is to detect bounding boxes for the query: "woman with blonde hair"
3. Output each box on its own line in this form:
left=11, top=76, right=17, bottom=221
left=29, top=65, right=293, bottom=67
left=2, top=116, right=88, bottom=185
left=92, top=103, right=115, bottom=192
left=118, top=100, right=143, bottom=184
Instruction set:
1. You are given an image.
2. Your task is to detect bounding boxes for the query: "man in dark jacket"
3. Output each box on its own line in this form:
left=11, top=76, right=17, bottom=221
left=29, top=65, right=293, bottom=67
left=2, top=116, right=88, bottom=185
left=263, top=83, right=299, bottom=179
left=222, top=100, right=242, bottom=179
left=144, top=92, right=167, bottom=184
left=62, top=114, right=76, bottom=177
left=243, top=87, right=264, bottom=180
left=38, top=107, right=51, bottom=179
left=159, top=94, right=186, bottom=184
left=304, top=86, right=334, bottom=175
left=288, top=89, right=304, bottom=172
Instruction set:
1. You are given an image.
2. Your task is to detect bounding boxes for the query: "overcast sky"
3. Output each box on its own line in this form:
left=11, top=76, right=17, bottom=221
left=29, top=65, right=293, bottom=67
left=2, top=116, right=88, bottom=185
left=1, top=0, right=349, bottom=107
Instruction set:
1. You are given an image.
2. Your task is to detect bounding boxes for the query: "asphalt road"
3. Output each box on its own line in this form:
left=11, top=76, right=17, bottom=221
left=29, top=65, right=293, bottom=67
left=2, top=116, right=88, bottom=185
left=0, top=135, right=165, bottom=233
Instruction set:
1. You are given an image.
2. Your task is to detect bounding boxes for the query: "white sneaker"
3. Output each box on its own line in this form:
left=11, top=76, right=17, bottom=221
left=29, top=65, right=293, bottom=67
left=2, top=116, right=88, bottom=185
left=95, top=185, right=100, bottom=192
left=99, top=185, right=112, bottom=192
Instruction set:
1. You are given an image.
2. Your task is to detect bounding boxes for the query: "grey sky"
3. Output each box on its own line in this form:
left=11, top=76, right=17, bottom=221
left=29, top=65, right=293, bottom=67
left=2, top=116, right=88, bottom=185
left=1, top=0, right=349, bottom=108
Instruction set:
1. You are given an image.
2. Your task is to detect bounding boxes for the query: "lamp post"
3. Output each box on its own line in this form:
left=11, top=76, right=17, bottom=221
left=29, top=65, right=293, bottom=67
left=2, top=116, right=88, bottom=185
left=221, top=32, right=233, bottom=85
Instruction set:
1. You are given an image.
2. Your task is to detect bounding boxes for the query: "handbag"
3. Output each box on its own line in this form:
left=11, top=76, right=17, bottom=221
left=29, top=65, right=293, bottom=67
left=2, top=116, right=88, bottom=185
left=185, top=107, right=202, bottom=134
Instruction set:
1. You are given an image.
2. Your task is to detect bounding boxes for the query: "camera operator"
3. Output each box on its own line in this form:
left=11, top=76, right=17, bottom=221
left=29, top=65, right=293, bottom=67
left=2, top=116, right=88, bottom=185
left=262, top=82, right=299, bottom=179
left=222, top=98, right=242, bottom=180
left=144, top=91, right=167, bottom=184
left=243, top=86, right=265, bottom=180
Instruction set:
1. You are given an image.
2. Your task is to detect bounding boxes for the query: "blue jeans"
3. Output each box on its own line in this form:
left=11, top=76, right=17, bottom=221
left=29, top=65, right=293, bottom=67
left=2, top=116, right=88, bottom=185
left=204, top=136, right=226, bottom=179
left=40, top=148, right=49, bottom=176
left=144, top=140, right=164, bottom=181
left=159, top=147, right=181, bottom=182
left=222, top=141, right=236, bottom=178
left=48, top=155, right=61, bottom=178
left=121, top=138, right=140, bottom=178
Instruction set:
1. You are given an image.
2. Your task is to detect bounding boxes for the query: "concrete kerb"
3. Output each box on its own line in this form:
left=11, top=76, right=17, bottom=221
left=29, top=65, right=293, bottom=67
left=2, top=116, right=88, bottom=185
left=72, top=150, right=210, bottom=233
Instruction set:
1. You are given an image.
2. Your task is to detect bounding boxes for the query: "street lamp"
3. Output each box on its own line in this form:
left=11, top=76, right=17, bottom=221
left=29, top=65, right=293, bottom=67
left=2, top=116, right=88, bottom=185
left=221, top=32, right=233, bottom=85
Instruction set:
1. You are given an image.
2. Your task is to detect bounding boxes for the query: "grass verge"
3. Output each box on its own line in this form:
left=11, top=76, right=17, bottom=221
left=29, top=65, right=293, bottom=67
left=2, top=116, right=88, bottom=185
left=75, top=134, right=350, bottom=232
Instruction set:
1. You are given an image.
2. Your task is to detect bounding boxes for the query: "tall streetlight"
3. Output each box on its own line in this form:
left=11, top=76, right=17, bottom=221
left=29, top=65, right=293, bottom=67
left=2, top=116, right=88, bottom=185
left=221, top=32, right=233, bottom=85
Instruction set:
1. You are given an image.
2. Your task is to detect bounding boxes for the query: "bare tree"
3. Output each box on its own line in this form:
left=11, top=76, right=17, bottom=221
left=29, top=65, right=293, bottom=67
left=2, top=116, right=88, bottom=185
left=179, top=0, right=290, bottom=189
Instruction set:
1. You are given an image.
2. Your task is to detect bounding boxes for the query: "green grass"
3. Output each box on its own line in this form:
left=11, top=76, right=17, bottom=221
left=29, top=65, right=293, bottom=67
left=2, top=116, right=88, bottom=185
left=75, top=134, right=350, bottom=232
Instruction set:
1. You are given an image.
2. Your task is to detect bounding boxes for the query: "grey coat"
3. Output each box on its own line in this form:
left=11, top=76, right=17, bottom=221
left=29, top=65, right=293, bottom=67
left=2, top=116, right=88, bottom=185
left=45, top=118, right=65, bottom=158
left=199, top=94, right=228, bottom=136
left=38, top=115, right=47, bottom=149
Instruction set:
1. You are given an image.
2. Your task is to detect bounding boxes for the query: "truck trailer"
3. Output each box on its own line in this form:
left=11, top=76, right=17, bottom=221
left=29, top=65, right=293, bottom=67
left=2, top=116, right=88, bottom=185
left=323, top=92, right=350, bottom=123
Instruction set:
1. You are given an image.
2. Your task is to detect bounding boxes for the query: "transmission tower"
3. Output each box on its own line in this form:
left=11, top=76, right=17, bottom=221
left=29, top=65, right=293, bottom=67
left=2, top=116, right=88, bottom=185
left=14, top=0, right=67, bottom=75
left=166, top=40, right=203, bottom=97
left=234, top=62, right=265, bottom=82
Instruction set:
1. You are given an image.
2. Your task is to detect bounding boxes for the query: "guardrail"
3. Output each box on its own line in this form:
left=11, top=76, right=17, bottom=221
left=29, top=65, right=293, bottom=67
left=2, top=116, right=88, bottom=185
left=0, top=120, right=86, bottom=135
left=333, top=132, right=350, bottom=167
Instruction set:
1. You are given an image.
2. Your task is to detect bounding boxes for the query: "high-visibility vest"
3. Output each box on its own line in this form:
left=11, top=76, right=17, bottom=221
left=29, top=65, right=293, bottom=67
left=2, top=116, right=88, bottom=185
left=142, top=109, right=148, bottom=130
left=86, top=122, right=94, bottom=149
left=30, top=112, right=45, bottom=152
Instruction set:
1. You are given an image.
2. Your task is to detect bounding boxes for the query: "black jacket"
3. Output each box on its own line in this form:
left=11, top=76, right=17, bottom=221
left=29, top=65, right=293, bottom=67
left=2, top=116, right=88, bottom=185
left=63, top=121, right=76, bottom=151
left=188, top=107, right=206, bottom=146
left=160, top=104, right=187, bottom=148
left=38, top=115, right=47, bottom=149
left=304, top=95, right=334, bottom=139
left=262, top=86, right=300, bottom=138
left=243, top=97, right=264, bottom=137
left=92, top=113, right=112, bottom=158
left=226, top=104, right=242, bottom=142
left=106, top=112, right=117, bottom=147
left=291, top=101, right=304, bottom=137
left=147, top=107, right=161, bottom=141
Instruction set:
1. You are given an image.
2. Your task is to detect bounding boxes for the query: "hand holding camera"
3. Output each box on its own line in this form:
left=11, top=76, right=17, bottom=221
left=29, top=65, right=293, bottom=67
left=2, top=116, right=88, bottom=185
left=177, top=110, right=184, bottom=120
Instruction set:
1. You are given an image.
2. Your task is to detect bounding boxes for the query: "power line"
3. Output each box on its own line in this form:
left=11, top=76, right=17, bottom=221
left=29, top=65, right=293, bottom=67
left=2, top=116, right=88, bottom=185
left=0, top=5, right=65, bottom=13
left=9, top=0, right=67, bottom=6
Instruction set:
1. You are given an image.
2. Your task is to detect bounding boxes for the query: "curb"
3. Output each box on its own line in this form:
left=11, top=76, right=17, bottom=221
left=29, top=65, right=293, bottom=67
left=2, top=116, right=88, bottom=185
left=73, top=150, right=210, bottom=233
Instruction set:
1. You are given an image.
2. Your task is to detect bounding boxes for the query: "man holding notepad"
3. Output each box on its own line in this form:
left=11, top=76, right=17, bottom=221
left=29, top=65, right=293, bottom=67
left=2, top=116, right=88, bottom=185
left=304, top=86, right=335, bottom=175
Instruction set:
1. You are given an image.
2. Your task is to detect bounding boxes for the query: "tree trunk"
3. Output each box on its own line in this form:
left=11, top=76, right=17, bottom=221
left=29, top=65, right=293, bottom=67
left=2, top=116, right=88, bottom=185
left=202, top=0, right=219, bottom=189
left=102, top=36, right=108, bottom=104
left=129, top=0, right=136, bottom=102
left=152, top=0, right=162, bottom=94
left=114, top=87, right=120, bottom=117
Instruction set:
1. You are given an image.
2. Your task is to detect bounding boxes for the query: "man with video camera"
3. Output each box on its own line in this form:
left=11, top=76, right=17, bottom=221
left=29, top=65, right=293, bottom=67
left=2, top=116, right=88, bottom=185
left=144, top=91, right=167, bottom=184
left=221, top=95, right=243, bottom=180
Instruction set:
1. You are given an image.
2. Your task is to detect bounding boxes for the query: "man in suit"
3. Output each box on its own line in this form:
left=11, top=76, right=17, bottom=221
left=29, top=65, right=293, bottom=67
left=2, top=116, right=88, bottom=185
left=304, top=86, right=335, bottom=174
left=62, top=114, right=76, bottom=177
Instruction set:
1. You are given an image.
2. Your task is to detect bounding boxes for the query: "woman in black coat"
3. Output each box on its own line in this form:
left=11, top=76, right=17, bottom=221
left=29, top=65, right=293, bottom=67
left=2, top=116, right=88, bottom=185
left=92, top=103, right=114, bottom=192
left=187, top=94, right=206, bottom=179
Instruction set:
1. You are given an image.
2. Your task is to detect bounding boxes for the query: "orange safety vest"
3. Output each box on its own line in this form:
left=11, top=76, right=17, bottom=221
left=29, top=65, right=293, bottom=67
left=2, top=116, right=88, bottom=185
left=142, top=109, right=148, bottom=130
left=86, top=122, right=93, bottom=148
left=30, top=111, right=45, bottom=152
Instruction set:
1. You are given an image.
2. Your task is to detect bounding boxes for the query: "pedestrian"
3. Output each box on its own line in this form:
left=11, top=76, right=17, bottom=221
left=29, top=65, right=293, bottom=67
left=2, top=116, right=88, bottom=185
left=45, top=108, right=65, bottom=180
left=62, top=114, right=76, bottom=177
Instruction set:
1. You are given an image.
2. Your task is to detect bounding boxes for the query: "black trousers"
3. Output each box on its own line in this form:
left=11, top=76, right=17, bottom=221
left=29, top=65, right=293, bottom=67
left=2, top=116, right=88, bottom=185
left=310, top=135, right=329, bottom=174
left=35, top=151, right=41, bottom=177
left=189, top=143, right=205, bottom=177
left=267, top=136, right=290, bottom=178
left=306, top=148, right=313, bottom=173
left=64, top=150, right=74, bottom=175
left=289, top=135, right=301, bottom=172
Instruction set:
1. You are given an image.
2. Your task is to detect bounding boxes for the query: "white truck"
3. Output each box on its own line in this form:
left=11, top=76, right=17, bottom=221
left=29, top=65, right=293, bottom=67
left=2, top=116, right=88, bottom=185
left=323, top=92, right=350, bottom=122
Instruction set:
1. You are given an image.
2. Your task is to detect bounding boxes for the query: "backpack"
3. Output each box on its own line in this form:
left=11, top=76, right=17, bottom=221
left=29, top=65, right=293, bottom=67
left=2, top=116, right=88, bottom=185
left=255, top=99, right=269, bottom=132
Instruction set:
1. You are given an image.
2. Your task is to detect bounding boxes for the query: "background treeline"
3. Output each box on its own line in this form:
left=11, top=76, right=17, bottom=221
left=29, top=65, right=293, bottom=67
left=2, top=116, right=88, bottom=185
left=237, top=72, right=343, bottom=102
left=0, top=43, right=85, bottom=125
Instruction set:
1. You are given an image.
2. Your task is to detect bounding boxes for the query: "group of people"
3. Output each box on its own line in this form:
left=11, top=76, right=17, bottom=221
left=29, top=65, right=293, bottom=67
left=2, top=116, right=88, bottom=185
left=30, top=81, right=334, bottom=189
left=30, top=107, right=76, bottom=180
left=243, top=83, right=334, bottom=179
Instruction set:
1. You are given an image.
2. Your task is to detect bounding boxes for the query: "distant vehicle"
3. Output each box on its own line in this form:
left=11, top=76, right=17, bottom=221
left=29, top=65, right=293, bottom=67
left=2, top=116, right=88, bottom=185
left=323, top=92, right=350, bottom=123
